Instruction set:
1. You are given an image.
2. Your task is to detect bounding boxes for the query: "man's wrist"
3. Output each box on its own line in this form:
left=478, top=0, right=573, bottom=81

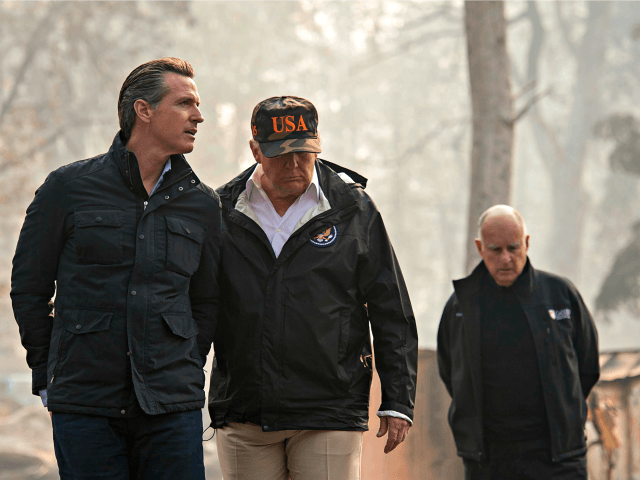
left=377, top=410, right=412, bottom=425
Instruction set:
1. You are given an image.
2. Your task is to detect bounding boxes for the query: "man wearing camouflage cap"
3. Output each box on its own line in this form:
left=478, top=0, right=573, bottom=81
left=208, top=96, right=418, bottom=479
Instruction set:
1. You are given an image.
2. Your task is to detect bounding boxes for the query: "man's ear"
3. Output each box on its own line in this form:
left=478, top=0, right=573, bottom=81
left=133, top=99, right=153, bottom=125
left=525, top=234, right=530, bottom=252
left=249, top=141, right=262, bottom=164
left=475, top=238, right=483, bottom=255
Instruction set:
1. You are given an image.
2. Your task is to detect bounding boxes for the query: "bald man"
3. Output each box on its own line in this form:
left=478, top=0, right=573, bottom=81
left=437, top=205, right=600, bottom=480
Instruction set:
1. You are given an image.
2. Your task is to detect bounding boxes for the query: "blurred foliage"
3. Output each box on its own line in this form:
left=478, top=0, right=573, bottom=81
left=0, top=1, right=193, bottom=199
left=595, top=221, right=640, bottom=319
left=594, top=113, right=640, bottom=176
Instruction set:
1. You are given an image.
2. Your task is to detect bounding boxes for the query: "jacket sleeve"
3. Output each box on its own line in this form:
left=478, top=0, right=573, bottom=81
left=568, top=282, right=600, bottom=398
left=189, top=200, right=222, bottom=366
left=10, top=172, right=66, bottom=395
left=359, top=200, right=418, bottom=421
left=437, top=293, right=456, bottom=398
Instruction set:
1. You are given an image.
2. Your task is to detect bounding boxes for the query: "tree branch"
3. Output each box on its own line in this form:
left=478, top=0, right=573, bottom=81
left=505, top=87, right=553, bottom=125
left=350, top=29, right=461, bottom=74
left=0, top=3, right=61, bottom=127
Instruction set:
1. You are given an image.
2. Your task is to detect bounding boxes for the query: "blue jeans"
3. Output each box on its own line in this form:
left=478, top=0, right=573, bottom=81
left=52, top=410, right=205, bottom=480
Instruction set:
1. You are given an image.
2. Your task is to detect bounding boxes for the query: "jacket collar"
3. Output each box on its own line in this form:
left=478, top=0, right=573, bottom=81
left=108, top=131, right=195, bottom=200
left=217, top=158, right=367, bottom=212
left=454, top=258, right=534, bottom=295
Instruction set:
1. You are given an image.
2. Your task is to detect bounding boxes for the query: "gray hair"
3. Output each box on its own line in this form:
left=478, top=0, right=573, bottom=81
left=118, top=57, right=194, bottom=141
left=477, top=204, right=527, bottom=241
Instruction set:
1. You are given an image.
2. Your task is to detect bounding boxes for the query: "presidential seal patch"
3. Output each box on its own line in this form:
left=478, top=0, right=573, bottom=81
left=310, top=226, right=338, bottom=247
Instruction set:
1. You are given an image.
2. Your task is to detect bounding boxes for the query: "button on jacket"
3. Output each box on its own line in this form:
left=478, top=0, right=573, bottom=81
left=11, top=132, right=221, bottom=417
left=208, top=159, right=418, bottom=432
left=437, top=260, right=600, bottom=462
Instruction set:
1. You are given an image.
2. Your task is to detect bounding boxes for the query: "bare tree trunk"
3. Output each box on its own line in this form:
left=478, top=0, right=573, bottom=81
left=464, top=1, right=514, bottom=273
left=548, top=2, right=609, bottom=279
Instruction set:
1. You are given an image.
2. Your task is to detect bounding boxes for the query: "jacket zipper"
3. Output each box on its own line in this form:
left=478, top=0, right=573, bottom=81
left=142, top=169, right=195, bottom=212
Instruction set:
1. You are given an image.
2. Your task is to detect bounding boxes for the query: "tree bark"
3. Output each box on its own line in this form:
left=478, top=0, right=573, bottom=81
left=464, top=1, right=514, bottom=273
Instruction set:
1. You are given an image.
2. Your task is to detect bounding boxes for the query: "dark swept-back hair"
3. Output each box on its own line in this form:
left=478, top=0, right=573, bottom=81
left=118, top=57, right=194, bottom=141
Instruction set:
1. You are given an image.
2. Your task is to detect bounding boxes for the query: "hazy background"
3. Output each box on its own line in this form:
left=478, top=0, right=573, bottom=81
left=2, top=1, right=640, bottom=477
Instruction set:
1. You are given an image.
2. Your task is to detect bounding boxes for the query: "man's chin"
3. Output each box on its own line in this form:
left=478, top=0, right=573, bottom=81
left=178, top=143, right=195, bottom=154
left=494, top=272, right=516, bottom=286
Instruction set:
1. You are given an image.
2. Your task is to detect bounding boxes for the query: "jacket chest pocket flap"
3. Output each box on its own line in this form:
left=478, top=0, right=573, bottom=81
left=166, top=216, right=206, bottom=277
left=74, top=209, right=124, bottom=265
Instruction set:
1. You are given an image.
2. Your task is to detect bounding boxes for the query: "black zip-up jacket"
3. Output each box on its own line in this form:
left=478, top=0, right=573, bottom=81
left=208, top=159, right=418, bottom=431
left=11, top=132, right=221, bottom=417
left=437, top=260, right=600, bottom=462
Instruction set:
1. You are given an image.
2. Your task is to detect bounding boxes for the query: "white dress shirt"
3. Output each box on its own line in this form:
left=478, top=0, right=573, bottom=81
left=235, top=164, right=331, bottom=257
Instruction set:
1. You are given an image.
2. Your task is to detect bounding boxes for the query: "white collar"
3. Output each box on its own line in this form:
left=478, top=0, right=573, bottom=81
left=245, top=162, right=320, bottom=202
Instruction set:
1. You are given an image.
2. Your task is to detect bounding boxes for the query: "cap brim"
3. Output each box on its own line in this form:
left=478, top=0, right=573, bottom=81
left=259, top=138, right=321, bottom=158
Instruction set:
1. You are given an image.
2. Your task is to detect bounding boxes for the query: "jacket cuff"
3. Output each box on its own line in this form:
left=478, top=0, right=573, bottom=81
left=377, top=410, right=413, bottom=425
left=379, top=401, right=414, bottom=422
left=31, top=365, right=48, bottom=395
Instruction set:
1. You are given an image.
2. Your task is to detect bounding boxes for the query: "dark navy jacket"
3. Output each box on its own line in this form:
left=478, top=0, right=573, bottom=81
left=11, top=132, right=221, bottom=417
left=208, top=159, right=418, bottom=431
left=437, top=260, right=600, bottom=462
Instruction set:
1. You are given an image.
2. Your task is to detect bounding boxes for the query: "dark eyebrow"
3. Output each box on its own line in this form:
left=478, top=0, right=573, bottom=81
left=178, top=94, right=200, bottom=105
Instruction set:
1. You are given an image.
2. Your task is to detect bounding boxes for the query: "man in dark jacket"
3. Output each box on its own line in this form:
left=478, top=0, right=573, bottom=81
left=208, top=96, right=418, bottom=480
left=11, top=58, right=220, bottom=480
left=437, top=205, right=600, bottom=479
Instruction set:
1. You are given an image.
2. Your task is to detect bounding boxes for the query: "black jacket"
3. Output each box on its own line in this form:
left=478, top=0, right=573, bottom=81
left=437, top=260, right=600, bottom=462
left=11, top=132, right=221, bottom=417
left=208, top=159, right=418, bottom=431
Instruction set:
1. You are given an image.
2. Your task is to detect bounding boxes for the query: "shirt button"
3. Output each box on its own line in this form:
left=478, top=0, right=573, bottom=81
left=127, top=351, right=132, bottom=357
left=263, top=425, right=269, bottom=431
left=138, top=234, right=145, bottom=240
left=186, top=228, right=191, bottom=234
left=131, top=291, right=137, bottom=296
left=277, top=228, right=281, bottom=233
left=165, top=195, right=170, bottom=200
left=95, top=217, right=102, bottom=222
left=178, top=187, right=184, bottom=191
left=121, top=410, right=126, bottom=415
left=76, top=324, right=82, bottom=330
left=191, top=180, right=196, bottom=184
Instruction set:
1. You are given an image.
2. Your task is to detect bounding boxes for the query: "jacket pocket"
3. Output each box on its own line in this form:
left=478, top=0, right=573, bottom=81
left=161, top=313, right=203, bottom=366
left=50, top=309, right=114, bottom=387
left=74, top=209, right=123, bottom=265
left=165, top=216, right=205, bottom=277
left=162, top=313, right=199, bottom=339
left=63, top=310, right=113, bottom=334
left=145, top=314, right=205, bottom=398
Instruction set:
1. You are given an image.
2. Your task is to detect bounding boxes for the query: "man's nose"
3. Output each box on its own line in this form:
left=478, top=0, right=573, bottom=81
left=286, top=154, right=302, bottom=169
left=192, top=105, right=204, bottom=123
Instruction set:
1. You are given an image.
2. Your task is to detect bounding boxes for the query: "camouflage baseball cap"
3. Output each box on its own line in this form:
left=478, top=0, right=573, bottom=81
left=251, top=96, right=321, bottom=158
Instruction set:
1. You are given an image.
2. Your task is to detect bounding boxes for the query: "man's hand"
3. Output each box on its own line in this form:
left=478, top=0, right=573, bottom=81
left=376, top=416, right=410, bottom=454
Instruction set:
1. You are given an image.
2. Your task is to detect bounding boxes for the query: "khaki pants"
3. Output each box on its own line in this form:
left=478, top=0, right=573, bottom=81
left=216, top=422, right=363, bottom=480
